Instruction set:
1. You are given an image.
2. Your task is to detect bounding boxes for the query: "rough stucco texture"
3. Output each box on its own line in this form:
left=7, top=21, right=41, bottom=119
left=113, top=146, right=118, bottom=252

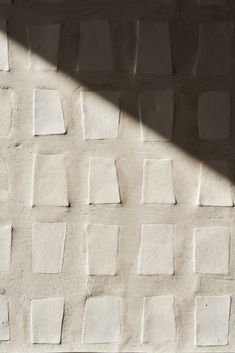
left=0, top=0, right=235, bottom=352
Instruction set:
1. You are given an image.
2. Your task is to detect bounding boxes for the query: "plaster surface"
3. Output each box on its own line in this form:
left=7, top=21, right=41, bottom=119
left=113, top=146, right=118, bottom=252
left=0, top=1, right=235, bottom=353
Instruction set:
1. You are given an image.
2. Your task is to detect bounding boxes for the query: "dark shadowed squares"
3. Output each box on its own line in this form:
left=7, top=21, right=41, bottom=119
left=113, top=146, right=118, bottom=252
left=136, top=21, right=172, bottom=74
left=78, top=20, right=113, bottom=72
left=27, top=24, right=61, bottom=70
left=194, top=22, right=231, bottom=75
left=198, top=91, right=230, bottom=140
left=140, top=89, right=174, bottom=141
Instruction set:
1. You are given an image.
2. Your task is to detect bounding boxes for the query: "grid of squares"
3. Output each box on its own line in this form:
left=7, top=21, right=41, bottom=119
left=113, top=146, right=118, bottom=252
left=0, top=0, right=234, bottom=352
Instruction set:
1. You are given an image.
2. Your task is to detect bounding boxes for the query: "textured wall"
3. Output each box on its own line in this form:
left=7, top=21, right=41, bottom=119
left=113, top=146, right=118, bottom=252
left=0, top=0, right=234, bottom=352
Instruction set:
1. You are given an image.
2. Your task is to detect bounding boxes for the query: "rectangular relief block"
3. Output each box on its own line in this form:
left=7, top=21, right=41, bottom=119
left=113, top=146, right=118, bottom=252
left=78, top=20, right=113, bottom=72
left=31, top=297, right=64, bottom=344
left=32, top=154, right=69, bottom=207
left=88, top=158, right=120, bottom=204
left=82, top=296, right=121, bottom=343
left=194, top=226, right=230, bottom=274
left=140, top=89, right=174, bottom=141
left=0, top=225, right=12, bottom=272
left=137, top=21, right=172, bottom=74
left=0, top=89, right=12, bottom=136
left=0, top=296, right=9, bottom=341
left=138, top=224, right=174, bottom=275
left=85, top=223, right=119, bottom=275
left=81, top=91, right=120, bottom=139
left=198, top=91, right=230, bottom=139
left=33, top=89, right=65, bottom=135
left=198, top=161, right=233, bottom=206
left=142, top=296, right=176, bottom=344
left=196, top=296, right=231, bottom=346
left=194, top=22, right=232, bottom=75
left=0, top=21, right=9, bottom=71
left=32, top=223, right=66, bottom=273
left=193, top=226, right=230, bottom=274
left=27, top=24, right=60, bottom=70
left=142, top=159, right=176, bottom=204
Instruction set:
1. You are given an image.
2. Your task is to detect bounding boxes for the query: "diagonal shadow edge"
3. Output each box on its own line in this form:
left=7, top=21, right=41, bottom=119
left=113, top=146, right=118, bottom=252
left=0, top=0, right=235, bottom=201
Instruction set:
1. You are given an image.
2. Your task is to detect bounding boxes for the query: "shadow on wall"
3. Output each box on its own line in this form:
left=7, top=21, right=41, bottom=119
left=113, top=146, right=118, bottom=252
left=1, top=0, right=235, bottom=204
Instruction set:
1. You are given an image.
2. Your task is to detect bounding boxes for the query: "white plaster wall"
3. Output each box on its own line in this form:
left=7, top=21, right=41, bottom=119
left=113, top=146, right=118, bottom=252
left=0, top=0, right=234, bottom=352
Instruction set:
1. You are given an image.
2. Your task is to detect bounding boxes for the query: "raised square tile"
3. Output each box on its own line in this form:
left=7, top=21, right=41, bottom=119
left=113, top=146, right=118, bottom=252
left=198, top=91, right=230, bottom=140
left=138, top=224, right=174, bottom=275
left=137, top=21, right=172, bottom=74
left=196, top=296, right=231, bottom=346
left=32, top=154, right=69, bottom=207
left=32, top=223, right=66, bottom=273
left=0, top=225, right=12, bottom=272
left=31, top=297, right=64, bottom=344
left=33, top=89, right=65, bottom=136
left=27, top=24, right=60, bottom=70
left=194, top=22, right=231, bottom=75
left=88, top=158, right=120, bottom=204
left=82, top=296, right=121, bottom=343
left=194, top=226, right=230, bottom=274
left=81, top=91, right=120, bottom=139
left=142, top=159, right=176, bottom=204
left=0, top=89, right=12, bottom=136
left=0, top=296, right=9, bottom=341
left=78, top=20, right=113, bottom=72
left=198, top=161, right=233, bottom=207
left=140, top=90, right=174, bottom=142
left=85, top=223, right=119, bottom=275
left=142, top=296, right=176, bottom=344
left=0, top=21, right=9, bottom=71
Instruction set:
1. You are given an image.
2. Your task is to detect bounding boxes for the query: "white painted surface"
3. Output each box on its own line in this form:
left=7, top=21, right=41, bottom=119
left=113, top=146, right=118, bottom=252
left=0, top=296, right=10, bottom=341
left=82, top=296, right=121, bottom=343
left=32, top=154, right=69, bottom=206
left=198, top=161, right=233, bottom=206
left=31, top=297, right=64, bottom=344
left=0, top=225, right=12, bottom=272
left=142, top=296, right=176, bottom=344
left=194, top=226, right=230, bottom=274
left=196, top=296, right=231, bottom=346
left=32, top=223, right=66, bottom=273
left=138, top=224, right=175, bottom=275
left=88, top=158, right=120, bottom=204
left=85, top=223, right=119, bottom=275
left=81, top=91, right=120, bottom=139
left=142, top=159, right=176, bottom=204
left=0, top=21, right=9, bottom=71
left=33, top=88, right=65, bottom=136
left=0, top=2, right=234, bottom=353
